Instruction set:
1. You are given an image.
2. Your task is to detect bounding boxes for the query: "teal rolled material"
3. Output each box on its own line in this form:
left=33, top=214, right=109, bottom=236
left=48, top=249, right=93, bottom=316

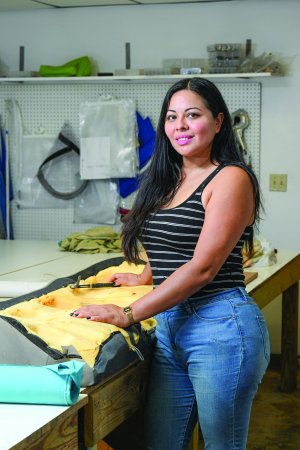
left=0, top=360, right=85, bottom=406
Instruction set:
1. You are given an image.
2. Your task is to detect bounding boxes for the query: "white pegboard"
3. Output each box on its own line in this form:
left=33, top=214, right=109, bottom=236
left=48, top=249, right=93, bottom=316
left=0, top=80, right=261, bottom=240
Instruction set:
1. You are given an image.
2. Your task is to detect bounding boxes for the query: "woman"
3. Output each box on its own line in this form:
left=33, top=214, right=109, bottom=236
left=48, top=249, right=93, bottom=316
left=73, top=78, right=270, bottom=450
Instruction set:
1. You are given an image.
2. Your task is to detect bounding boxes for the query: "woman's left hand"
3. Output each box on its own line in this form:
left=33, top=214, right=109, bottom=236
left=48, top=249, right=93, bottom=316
left=70, top=304, right=131, bottom=328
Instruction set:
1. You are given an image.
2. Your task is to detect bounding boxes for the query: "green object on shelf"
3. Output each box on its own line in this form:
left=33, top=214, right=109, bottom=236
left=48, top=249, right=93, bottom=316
left=39, top=56, right=92, bottom=77
left=0, top=360, right=85, bottom=405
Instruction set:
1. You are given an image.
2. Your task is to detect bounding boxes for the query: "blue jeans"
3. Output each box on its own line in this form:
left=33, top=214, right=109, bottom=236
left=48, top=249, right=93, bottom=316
left=144, top=288, right=270, bottom=450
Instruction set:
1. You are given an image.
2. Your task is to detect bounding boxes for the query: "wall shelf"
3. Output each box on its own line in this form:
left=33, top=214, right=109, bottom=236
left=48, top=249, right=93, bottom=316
left=0, top=72, right=272, bottom=85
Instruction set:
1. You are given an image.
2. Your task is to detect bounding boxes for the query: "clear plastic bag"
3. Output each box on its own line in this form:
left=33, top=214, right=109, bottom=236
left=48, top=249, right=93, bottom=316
left=7, top=100, right=83, bottom=209
left=242, top=235, right=277, bottom=268
left=17, top=134, right=83, bottom=209
left=74, top=179, right=119, bottom=225
left=79, top=97, right=138, bottom=179
left=251, top=235, right=277, bottom=267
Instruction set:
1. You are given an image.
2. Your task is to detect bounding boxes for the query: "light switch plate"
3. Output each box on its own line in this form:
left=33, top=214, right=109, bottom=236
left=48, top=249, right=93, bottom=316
left=269, top=174, right=288, bottom=192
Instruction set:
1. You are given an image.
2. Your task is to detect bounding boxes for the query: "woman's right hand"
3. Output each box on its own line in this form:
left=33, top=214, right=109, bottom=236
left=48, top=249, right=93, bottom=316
left=109, top=272, right=142, bottom=286
left=109, top=262, right=153, bottom=287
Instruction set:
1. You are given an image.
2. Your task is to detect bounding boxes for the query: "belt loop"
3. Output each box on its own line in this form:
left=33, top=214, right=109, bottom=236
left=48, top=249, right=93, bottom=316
left=238, top=287, right=248, bottom=301
left=185, top=299, right=194, bottom=314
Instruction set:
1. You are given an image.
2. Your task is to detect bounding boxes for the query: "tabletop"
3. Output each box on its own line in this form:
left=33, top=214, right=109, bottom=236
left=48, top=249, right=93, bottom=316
left=0, top=394, right=88, bottom=450
left=0, top=239, right=122, bottom=299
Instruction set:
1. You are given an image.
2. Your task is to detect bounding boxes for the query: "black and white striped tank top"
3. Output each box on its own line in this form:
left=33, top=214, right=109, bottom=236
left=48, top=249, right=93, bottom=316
left=141, top=165, right=251, bottom=298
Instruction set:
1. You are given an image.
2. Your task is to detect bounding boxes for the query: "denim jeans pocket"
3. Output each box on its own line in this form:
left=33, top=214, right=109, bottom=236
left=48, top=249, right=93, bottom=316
left=192, top=300, right=234, bottom=322
left=256, top=315, right=271, bottom=363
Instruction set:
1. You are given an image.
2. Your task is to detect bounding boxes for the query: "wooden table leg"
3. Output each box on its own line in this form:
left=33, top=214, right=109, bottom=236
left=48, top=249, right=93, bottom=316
left=280, top=282, right=299, bottom=392
left=82, top=358, right=151, bottom=448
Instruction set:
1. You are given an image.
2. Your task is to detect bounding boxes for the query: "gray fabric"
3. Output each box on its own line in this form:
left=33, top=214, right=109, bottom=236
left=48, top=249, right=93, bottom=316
left=0, top=257, right=155, bottom=387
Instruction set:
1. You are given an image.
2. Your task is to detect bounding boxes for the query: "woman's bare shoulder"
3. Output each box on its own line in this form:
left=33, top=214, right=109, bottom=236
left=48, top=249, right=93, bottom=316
left=202, top=164, right=254, bottom=207
left=215, top=164, right=253, bottom=186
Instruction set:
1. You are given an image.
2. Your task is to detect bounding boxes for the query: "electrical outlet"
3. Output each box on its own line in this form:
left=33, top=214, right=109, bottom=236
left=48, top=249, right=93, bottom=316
left=269, top=174, right=288, bottom=192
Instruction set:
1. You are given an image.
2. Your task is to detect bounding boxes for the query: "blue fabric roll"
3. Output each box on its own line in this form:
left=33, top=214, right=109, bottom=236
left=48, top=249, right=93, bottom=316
left=0, top=361, right=85, bottom=406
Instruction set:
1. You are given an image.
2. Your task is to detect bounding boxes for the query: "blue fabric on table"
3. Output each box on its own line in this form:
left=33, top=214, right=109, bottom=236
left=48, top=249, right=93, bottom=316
left=0, top=360, right=85, bottom=406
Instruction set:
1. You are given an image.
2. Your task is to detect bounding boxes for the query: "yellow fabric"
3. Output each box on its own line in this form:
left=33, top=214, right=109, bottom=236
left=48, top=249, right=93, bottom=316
left=1, top=262, right=154, bottom=367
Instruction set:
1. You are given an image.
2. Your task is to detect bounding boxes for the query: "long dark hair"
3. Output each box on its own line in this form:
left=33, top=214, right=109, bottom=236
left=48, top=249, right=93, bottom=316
left=122, top=77, right=262, bottom=263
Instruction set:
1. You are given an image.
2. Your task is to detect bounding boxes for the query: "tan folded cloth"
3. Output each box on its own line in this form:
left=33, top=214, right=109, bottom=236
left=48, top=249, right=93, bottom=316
left=59, top=226, right=122, bottom=254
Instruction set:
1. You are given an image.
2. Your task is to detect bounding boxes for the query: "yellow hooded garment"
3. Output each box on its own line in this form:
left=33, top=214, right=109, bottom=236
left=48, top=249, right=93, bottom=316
left=1, top=262, right=155, bottom=367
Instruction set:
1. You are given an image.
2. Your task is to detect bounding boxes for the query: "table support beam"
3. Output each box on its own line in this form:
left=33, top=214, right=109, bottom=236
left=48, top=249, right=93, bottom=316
left=280, top=282, right=299, bottom=392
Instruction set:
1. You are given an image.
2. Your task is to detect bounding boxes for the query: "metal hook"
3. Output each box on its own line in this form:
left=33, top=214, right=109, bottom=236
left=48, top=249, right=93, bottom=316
left=231, top=109, right=250, bottom=153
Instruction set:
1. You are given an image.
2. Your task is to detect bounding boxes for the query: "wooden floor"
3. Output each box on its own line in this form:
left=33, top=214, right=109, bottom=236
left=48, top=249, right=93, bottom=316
left=247, top=369, right=300, bottom=450
left=99, top=368, right=300, bottom=450
left=197, top=369, right=300, bottom=450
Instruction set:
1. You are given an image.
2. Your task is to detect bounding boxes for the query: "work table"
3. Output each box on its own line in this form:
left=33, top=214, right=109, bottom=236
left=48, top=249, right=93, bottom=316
left=0, top=240, right=299, bottom=449
left=0, top=239, right=297, bottom=298
left=0, top=239, right=123, bottom=300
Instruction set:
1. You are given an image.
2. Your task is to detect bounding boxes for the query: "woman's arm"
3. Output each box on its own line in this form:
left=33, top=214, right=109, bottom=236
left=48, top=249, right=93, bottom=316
left=131, top=166, right=255, bottom=320
left=73, top=166, right=254, bottom=327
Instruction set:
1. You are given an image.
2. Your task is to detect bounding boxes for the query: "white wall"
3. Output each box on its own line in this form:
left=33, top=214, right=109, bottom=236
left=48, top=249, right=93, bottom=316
left=0, top=0, right=299, bottom=353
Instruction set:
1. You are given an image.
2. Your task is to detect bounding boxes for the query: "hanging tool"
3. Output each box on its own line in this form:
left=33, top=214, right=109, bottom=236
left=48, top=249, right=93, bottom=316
left=68, top=275, right=118, bottom=290
left=231, top=108, right=250, bottom=156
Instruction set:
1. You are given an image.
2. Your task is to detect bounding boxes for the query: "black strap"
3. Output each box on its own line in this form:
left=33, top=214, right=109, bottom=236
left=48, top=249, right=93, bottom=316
left=37, top=133, right=88, bottom=200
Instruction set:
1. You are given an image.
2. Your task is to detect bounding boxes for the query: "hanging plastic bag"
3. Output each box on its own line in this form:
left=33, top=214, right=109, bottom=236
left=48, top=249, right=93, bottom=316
left=79, top=97, right=138, bottom=179
left=18, top=134, right=60, bottom=208
left=36, top=132, right=88, bottom=200
left=6, top=99, right=85, bottom=209
left=74, top=179, right=119, bottom=225
left=17, top=133, right=85, bottom=209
